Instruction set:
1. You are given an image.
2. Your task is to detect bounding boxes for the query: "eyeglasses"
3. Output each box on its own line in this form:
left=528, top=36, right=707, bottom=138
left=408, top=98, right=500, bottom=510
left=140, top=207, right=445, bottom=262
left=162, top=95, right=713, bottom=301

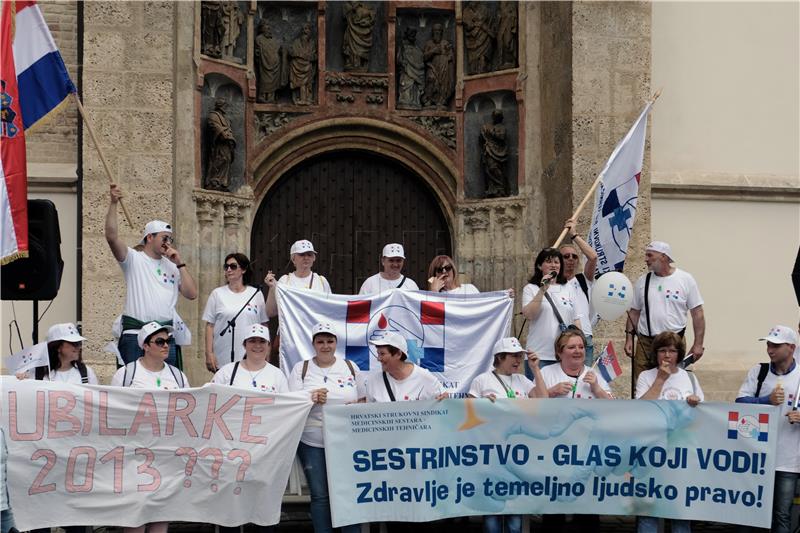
left=435, top=265, right=453, bottom=274
left=148, top=338, right=170, bottom=347
left=66, top=341, right=83, bottom=348
left=656, top=348, right=679, bottom=354
left=223, top=263, right=240, bottom=271
left=152, top=234, right=174, bottom=245
left=562, top=254, right=579, bottom=260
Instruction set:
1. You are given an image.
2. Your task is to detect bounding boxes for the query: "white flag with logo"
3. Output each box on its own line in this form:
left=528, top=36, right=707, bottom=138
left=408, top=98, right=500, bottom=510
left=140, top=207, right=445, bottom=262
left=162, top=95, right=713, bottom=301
left=588, top=101, right=653, bottom=275
left=276, top=286, right=513, bottom=396
left=4, top=341, right=48, bottom=374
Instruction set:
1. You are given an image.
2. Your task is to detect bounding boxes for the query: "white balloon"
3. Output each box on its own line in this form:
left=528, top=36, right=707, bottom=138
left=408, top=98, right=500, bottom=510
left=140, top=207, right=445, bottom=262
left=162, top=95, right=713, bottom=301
left=590, top=272, right=633, bottom=321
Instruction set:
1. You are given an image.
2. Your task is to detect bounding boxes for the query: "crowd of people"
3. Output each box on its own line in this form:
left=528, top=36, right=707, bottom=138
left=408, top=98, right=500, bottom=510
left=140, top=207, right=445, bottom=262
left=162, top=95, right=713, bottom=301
left=2, top=184, right=797, bottom=533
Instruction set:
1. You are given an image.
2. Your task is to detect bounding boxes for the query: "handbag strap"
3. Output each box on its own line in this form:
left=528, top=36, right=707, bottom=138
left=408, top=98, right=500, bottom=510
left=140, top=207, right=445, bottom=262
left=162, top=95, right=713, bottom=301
left=544, top=290, right=567, bottom=327
left=644, top=273, right=653, bottom=336
left=382, top=371, right=396, bottom=402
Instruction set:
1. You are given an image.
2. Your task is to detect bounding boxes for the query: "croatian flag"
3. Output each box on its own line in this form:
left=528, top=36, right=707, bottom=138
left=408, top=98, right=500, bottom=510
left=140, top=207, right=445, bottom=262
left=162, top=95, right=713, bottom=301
left=276, top=285, right=513, bottom=396
left=0, top=0, right=76, bottom=264
left=587, top=101, right=653, bottom=276
left=596, top=341, right=622, bottom=383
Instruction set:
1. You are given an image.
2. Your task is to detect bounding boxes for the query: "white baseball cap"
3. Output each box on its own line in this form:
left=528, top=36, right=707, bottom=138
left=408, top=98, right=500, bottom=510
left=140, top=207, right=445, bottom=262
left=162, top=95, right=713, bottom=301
left=758, top=325, right=798, bottom=345
left=492, top=337, right=525, bottom=356
left=645, top=241, right=673, bottom=260
left=382, top=243, right=405, bottom=259
left=46, top=323, right=87, bottom=344
left=290, top=239, right=316, bottom=256
left=311, top=322, right=337, bottom=340
left=243, top=323, right=271, bottom=343
left=137, top=322, right=174, bottom=349
left=369, top=331, right=407, bottom=355
left=141, top=220, right=172, bottom=243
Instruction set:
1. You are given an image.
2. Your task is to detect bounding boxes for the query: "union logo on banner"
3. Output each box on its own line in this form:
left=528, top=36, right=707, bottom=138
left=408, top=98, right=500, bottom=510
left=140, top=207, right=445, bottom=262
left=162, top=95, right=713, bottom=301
left=727, top=411, right=769, bottom=442
left=344, top=300, right=445, bottom=372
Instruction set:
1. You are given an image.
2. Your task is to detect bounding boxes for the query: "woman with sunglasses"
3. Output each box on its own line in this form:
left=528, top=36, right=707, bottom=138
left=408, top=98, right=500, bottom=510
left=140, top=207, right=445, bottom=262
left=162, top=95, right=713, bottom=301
left=203, top=253, right=268, bottom=372
left=29, top=323, right=99, bottom=385
left=426, top=255, right=479, bottom=294
left=265, top=239, right=331, bottom=318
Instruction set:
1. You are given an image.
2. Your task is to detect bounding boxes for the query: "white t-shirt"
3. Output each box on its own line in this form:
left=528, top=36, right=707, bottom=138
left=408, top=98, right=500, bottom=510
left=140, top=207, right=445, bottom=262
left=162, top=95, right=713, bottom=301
left=737, top=362, right=800, bottom=473
left=202, top=285, right=268, bottom=365
left=632, top=268, right=703, bottom=336
left=568, top=275, right=594, bottom=337
left=468, top=370, right=534, bottom=399
left=43, top=365, right=99, bottom=385
left=539, top=363, right=611, bottom=400
left=365, top=365, right=443, bottom=402
left=279, top=272, right=331, bottom=293
left=289, top=358, right=365, bottom=447
left=111, top=360, right=189, bottom=390
left=635, top=368, right=704, bottom=401
left=212, top=360, right=289, bottom=393
left=359, top=273, right=419, bottom=295
left=521, top=282, right=583, bottom=361
left=119, top=247, right=181, bottom=324
left=445, top=284, right=480, bottom=295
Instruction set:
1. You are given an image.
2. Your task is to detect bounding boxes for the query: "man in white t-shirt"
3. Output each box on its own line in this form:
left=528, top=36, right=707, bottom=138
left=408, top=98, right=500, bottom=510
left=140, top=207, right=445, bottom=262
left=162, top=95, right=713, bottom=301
left=106, top=184, right=198, bottom=368
left=359, top=243, right=419, bottom=295
left=624, top=241, right=705, bottom=384
left=364, top=332, right=445, bottom=402
left=735, top=325, right=799, bottom=533
left=559, top=217, right=598, bottom=366
left=111, top=322, right=190, bottom=389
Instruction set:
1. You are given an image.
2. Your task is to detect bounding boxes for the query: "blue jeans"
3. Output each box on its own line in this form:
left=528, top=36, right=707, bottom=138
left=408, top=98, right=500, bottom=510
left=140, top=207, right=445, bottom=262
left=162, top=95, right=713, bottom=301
left=772, top=470, right=799, bottom=533
left=118, top=333, right=180, bottom=369
left=524, top=358, right=558, bottom=380
left=584, top=335, right=594, bottom=366
left=297, top=442, right=360, bottom=533
left=638, top=517, right=690, bottom=533
left=484, top=514, right=521, bottom=533
left=1, top=508, right=15, bottom=533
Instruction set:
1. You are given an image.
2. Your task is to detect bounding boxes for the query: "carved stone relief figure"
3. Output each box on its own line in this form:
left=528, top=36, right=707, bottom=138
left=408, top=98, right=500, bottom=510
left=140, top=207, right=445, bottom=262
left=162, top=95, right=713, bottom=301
left=481, top=109, right=509, bottom=198
left=205, top=98, right=236, bottom=191
left=495, top=1, right=518, bottom=70
left=255, top=21, right=284, bottom=103
left=342, top=1, right=375, bottom=72
left=289, top=23, right=317, bottom=105
left=201, top=1, right=224, bottom=58
left=221, top=0, right=244, bottom=58
left=422, top=23, right=454, bottom=110
left=396, top=27, right=423, bottom=110
left=463, top=1, right=494, bottom=75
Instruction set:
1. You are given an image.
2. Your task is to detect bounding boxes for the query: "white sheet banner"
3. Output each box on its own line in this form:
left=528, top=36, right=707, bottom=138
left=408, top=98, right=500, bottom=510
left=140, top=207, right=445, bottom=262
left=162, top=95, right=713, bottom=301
left=1, top=377, right=312, bottom=530
left=277, top=286, right=514, bottom=396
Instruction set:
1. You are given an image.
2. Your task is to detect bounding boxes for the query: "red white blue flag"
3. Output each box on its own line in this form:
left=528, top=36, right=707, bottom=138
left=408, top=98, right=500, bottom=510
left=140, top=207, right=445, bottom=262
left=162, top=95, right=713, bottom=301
left=1, top=0, right=76, bottom=264
left=596, top=341, right=622, bottom=383
left=587, top=101, right=653, bottom=275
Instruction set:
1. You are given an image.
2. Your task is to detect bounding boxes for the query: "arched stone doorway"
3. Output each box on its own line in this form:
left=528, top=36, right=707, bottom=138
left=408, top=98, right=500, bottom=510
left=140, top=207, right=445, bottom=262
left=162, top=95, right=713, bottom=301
left=251, top=150, right=452, bottom=293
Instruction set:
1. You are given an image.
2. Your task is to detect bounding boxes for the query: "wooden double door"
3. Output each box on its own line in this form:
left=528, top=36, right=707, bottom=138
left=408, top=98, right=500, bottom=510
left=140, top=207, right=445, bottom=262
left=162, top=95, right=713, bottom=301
left=251, top=151, right=452, bottom=294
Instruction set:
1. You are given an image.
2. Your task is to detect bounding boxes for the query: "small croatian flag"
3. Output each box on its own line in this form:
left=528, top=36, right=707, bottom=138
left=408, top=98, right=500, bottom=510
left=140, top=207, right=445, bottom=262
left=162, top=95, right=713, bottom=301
left=596, top=341, right=622, bottom=383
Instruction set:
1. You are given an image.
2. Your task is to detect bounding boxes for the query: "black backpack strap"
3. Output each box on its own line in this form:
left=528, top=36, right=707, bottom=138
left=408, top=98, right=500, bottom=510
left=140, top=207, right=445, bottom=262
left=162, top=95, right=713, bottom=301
left=167, top=364, right=184, bottom=388
left=78, top=362, right=89, bottom=384
left=644, top=272, right=653, bottom=336
left=229, top=361, right=240, bottom=386
left=344, top=359, right=356, bottom=378
left=301, top=360, right=309, bottom=382
left=754, top=363, right=770, bottom=397
left=575, top=273, right=589, bottom=299
left=396, top=275, right=407, bottom=288
left=382, top=371, right=396, bottom=402
left=123, top=361, right=137, bottom=387
left=544, top=291, right=567, bottom=327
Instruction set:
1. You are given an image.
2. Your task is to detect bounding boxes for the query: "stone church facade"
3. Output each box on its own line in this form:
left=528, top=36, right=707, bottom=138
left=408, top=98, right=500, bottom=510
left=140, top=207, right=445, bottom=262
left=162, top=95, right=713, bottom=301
left=24, top=1, right=653, bottom=392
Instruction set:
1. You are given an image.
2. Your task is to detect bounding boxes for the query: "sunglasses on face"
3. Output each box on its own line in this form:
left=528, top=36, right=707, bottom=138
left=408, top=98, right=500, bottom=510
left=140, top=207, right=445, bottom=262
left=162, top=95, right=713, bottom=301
left=562, top=254, right=579, bottom=260
left=148, top=338, right=170, bottom=347
left=223, top=263, right=240, bottom=271
left=435, top=265, right=453, bottom=274
left=65, top=341, right=82, bottom=348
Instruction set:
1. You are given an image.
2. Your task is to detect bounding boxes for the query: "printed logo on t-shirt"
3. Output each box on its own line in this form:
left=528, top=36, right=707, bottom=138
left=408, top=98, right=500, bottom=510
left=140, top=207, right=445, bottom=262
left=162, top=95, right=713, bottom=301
left=559, top=296, right=574, bottom=308
left=257, top=383, right=277, bottom=392
left=662, top=387, right=684, bottom=401
left=664, top=289, right=681, bottom=301
left=336, top=376, right=356, bottom=389
left=156, top=266, right=176, bottom=285
left=246, top=303, right=259, bottom=315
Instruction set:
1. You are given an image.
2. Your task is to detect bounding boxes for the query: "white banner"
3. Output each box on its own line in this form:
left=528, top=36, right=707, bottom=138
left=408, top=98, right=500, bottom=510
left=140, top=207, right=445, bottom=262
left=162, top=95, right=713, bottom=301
left=277, top=286, right=514, bottom=396
left=1, top=377, right=312, bottom=530
left=588, top=102, right=652, bottom=275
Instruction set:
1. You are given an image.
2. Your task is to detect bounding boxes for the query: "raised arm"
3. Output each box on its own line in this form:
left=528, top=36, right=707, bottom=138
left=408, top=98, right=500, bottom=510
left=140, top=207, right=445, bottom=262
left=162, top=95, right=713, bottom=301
left=105, top=184, right=128, bottom=262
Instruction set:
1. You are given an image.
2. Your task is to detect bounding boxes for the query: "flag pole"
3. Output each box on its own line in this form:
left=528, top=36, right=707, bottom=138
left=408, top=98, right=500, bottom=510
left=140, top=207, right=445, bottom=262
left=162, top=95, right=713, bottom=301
left=551, top=88, right=663, bottom=249
left=71, top=93, right=135, bottom=229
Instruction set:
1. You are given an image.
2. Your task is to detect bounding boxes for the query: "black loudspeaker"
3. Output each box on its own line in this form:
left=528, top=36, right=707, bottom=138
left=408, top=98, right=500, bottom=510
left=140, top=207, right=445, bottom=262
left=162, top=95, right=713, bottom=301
left=1, top=199, right=64, bottom=301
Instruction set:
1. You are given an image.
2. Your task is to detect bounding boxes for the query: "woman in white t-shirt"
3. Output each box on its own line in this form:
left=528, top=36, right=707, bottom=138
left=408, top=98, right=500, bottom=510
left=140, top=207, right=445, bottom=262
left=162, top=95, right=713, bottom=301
left=426, top=255, right=480, bottom=294
left=540, top=330, right=612, bottom=400
left=635, top=331, right=700, bottom=533
left=265, top=239, right=331, bottom=318
left=521, top=248, right=582, bottom=369
left=203, top=253, right=268, bottom=372
left=31, top=323, right=99, bottom=385
left=289, top=323, right=364, bottom=533
left=211, top=324, right=288, bottom=393
left=359, top=243, right=420, bottom=295
left=365, top=332, right=447, bottom=402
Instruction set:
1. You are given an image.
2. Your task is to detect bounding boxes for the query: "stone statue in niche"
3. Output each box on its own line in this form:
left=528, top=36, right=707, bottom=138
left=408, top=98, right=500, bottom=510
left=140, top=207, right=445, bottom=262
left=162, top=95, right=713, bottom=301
left=255, top=21, right=284, bottom=103
left=342, top=1, right=375, bottom=72
left=201, top=1, right=224, bottom=58
left=463, top=1, right=494, bottom=75
left=396, top=27, right=423, bottom=110
left=495, top=2, right=518, bottom=70
left=480, top=110, right=509, bottom=198
left=289, top=23, right=317, bottom=106
left=422, top=23, right=454, bottom=110
left=221, top=0, right=244, bottom=58
left=205, top=98, right=236, bottom=192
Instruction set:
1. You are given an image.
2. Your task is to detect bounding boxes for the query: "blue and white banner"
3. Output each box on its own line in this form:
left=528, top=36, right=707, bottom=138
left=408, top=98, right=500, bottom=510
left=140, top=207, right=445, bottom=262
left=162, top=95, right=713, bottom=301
left=277, top=286, right=513, bottom=395
left=325, top=399, right=777, bottom=528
